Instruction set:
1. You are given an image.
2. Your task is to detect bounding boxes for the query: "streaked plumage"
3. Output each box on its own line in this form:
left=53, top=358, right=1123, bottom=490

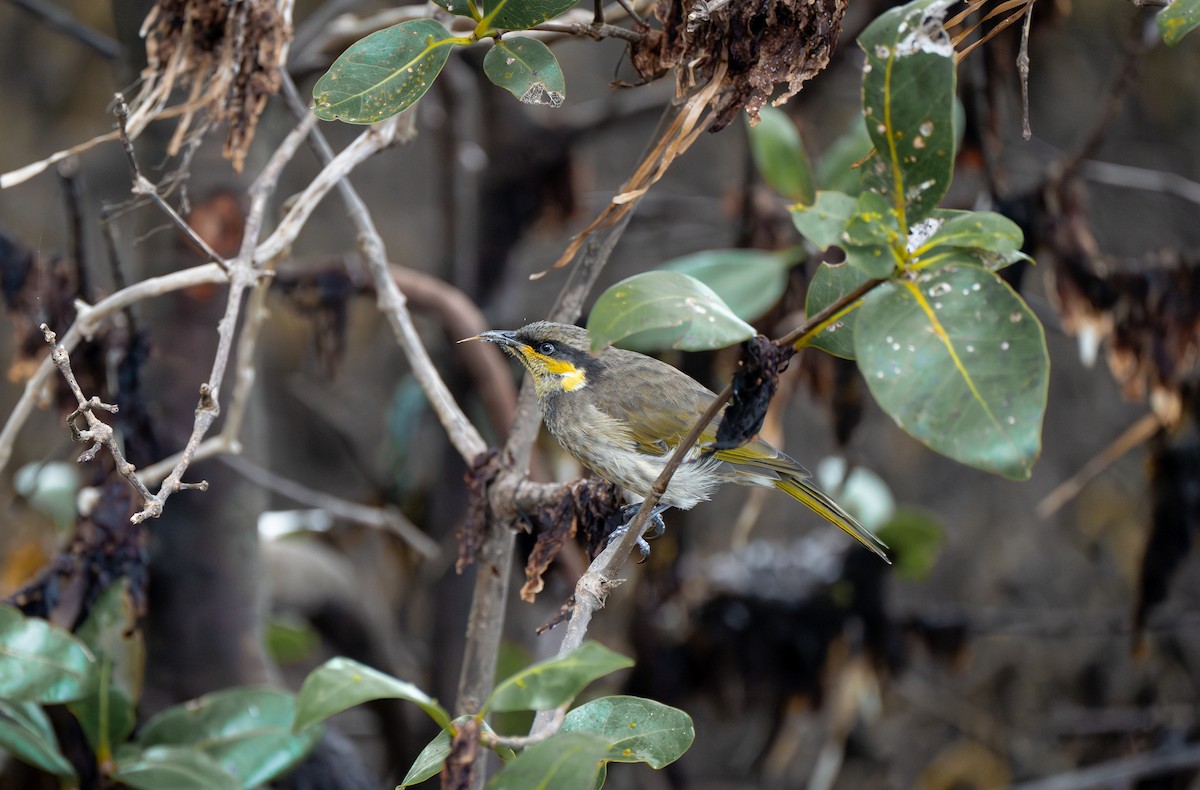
left=474, top=321, right=889, bottom=561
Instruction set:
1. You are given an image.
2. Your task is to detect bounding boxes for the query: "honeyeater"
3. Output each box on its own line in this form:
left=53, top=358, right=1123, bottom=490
left=470, top=321, right=889, bottom=561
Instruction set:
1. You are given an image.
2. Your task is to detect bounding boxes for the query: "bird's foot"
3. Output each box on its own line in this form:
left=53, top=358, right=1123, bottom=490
left=608, top=504, right=668, bottom=562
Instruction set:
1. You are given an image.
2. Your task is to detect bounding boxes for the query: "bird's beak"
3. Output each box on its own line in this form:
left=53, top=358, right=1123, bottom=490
left=459, top=329, right=521, bottom=349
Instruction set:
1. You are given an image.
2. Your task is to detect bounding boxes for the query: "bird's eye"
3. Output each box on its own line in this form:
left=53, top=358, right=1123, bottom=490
left=537, top=341, right=556, bottom=355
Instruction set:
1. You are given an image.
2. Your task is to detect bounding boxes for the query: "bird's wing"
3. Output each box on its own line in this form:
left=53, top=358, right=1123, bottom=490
left=596, top=350, right=811, bottom=481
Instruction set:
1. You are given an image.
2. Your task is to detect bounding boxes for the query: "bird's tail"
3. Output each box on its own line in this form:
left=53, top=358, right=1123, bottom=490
left=775, top=476, right=891, bottom=562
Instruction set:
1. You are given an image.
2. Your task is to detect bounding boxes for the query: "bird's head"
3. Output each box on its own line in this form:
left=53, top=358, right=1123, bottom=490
left=467, top=322, right=598, bottom=398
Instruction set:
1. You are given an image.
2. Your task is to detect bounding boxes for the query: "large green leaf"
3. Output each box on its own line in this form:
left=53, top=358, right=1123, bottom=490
left=294, top=657, right=451, bottom=733
left=138, top=687, right=322, bottom=788
left=804, top=262, right=871, bottom=359
left=562, top=696, right=694, bottom=768
left=482, top=0, right=580, bottom=30
left=69, top=579, right=141, bottom=757
left=313, top=20, right=456, bottom=124
left=858, top=0, right=956, bottom=224
left=661, top=248, right=798, bottom=322
left=746, top=107, right=815, bottom=204
left=486, top=642, right=633, bottom=714
left=0, top=700, right=76, bottom=778
left=113, top=745, right=239, bottom=790
left=854, top=264, right=1048, bottom=479
left=483, top=37, right=565, bottom=107
left=587, top=271, right=756, bottom=352
left=486, top=732, right=608, bottom=790
left=0, top=605, right=97, bottom=703
left=399, top=716, right=515, bottom=788
left=1159, top=0, right=1200, bottom=45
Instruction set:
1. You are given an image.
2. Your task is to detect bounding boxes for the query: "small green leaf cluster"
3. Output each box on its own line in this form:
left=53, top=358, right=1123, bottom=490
left=312, top=0, right=578, bottom=124
left=291, top=642, right=693, bottom=788
left=0, top=593, right=321, bottom=788
left=588, top=0, right=1049, bottom=480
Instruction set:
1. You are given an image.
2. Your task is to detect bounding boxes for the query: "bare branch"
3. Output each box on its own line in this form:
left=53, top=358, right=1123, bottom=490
left=278, top=73, right=488, bottom=462
left=112, top=93, right=230, bottom=271
left=1010, top=744, right=1200, bottom=790
left=220, top=454, right=441, bottom=559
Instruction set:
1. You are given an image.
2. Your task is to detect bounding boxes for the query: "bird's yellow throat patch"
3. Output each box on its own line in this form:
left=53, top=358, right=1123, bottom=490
left=522, top=348, right=588, bottom=392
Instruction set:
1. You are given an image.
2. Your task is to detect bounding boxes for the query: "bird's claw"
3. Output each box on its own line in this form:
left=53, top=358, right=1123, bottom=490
left=609, top=504, right=667, bottom=562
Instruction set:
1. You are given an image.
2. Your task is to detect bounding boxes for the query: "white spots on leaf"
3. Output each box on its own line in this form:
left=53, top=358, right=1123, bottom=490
left=1000, top=341, right=1010, bottom=351
left=907, top=216, right=944, bottom=252
left=927, top=281, right=952, bottom=298
left=875, top=44, right=890, bottom=59
left=894, top=1, right=954, bottom=58
left=919, top=120, right=934, bottom=136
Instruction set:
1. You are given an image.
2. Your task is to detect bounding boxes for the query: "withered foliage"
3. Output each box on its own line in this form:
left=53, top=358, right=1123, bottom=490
left=714, top=335, right=793, bottom=451
left=135, top=0, right=290, bottom=172
left=521, top=479, right=623, bottom=602
left=630, top=0, right=847, bottom=130
left=1046, top=178, right=1200, bottom=427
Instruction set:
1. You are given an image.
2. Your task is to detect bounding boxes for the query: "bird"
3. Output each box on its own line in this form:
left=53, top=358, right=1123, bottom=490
left=468, top=321, right=889, bottom=561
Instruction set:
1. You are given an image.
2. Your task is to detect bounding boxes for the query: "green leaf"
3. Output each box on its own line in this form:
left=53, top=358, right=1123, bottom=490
left=876, top=508, right=944, bottom=581
left=587, top=271, right=757, bottom=353
left=804, top=263, right=871, bottom=359
left=842, top=192, right=903, bottom=278
left=484, top=37, right=565, bottom=107
left=432, top=0, right=477, bottom=18
left=0, top=605, right=97, bottom=703
left=313, top=20, right=456, bottom=124
left=854, top=265, right=1049, bottom=479
left=912, top=210, right=1031, bottom=271
left=746, top=107, right=815, bottom=204
left=562, top=696, right=695, bottom=768
left=486, top=642, right=634, bottom=714
left=817, top=116, right=872, bottom=194
left=113, top=745, right=239, bottom=790
left=69, top=579, right=142, bottom=756
left=858, top=0, right=956, bottom=224
left=294, top=657, right=451, bottom=733
left=483, top=0, right=581, bottom=31
left=0, top=700, right=76, bottom=778
left=138, top=686, right=323, bottom=789
left=660, top=248, right=799, bottom=322
left=486, top=732, right=608, bottom=790
left=399, top=716, right=515, bottom=788
left=1159, top=0, right=1200, bottom=45
left=791, top=191, right=856, bottom=250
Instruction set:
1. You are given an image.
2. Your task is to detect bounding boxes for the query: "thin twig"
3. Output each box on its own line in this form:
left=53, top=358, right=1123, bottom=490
left=0, top=263, right=228, bottom=475
left=1017, top=0, right=1035, bottom=140
left=1010, top=744, right=1200, bottom=790
left=1035, top=411, right=1161, bottom=519
left=1081, top=159, right=1200, bottom=207
left=112, top=93, right=230, bottom=271
left=40, top=324, right=159, bottom=505
left=277, top=73, right=487, bottom=462
left=532, top=20, right=645, bottom=42
left=131, top=113, right=317, bottom=524
left=220, top=454, right=441, bottom=559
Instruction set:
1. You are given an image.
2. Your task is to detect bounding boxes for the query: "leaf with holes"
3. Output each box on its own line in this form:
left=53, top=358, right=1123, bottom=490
left=587, top=271, right=756, bottom=352
left=294, top=657, right=451, bottom=733
left=0, top=606, right=97, bottom=704
left=746, top=107, right=815, bottom=204
left=313, top=20, right=456, bottom=124
left=484, top=37, right=565, bottom=107
left=858, top=0, right=956, bottom=224
left=854, top=265, right=1048, bottom=479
